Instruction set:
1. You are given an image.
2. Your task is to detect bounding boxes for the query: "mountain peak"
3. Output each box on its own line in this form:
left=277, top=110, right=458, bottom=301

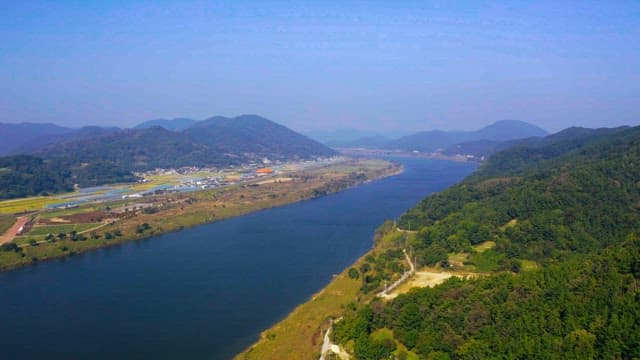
left=134, top=118, right=197, bottom=131
left=476, top=120, right=548, bottom=141
left=184, top=115, right=336, bottom=158
left=388, top=120, right=548, bottom=152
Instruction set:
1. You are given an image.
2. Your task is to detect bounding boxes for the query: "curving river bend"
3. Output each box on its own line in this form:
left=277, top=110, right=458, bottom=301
left=0, top=158, right=476, bottom=359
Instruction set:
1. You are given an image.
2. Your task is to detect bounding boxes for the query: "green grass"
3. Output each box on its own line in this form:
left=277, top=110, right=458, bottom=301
left=0, top=215, right=16, bottom=234
left=468, top=249, right=505, bottom=272
left=472, top=240, right=496, bottom=253
left=0, top=196, right=66, bottom=214
left=520, top=259, right=540, bottom=271
left=38, top=205, right=100, bottom=218
left=28, top=223, right=101, bottom=236
left=237, top=265, right=364, bottom=360
left=371, top=328, right=395, bottom=342
left=449, top=252, right=470, bottom=264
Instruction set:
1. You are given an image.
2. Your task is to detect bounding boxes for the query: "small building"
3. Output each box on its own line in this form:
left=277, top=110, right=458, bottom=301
left=122, top=194, right=143, bottom=199
left=256, top=168, right=274, bottom=175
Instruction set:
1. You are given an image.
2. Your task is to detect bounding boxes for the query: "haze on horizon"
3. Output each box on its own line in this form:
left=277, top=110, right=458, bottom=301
left=1, top=1, right=638, bottom=134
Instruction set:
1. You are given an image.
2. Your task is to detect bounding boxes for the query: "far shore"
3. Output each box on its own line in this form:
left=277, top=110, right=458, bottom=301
left=337, top=147, right=480, bottom=163
left=0, top=158, right=402, bottom=272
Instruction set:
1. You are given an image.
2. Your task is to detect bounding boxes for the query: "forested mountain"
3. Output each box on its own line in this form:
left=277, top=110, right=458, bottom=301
left=134, top=115, right=338, bottom=159
left=387, top=120, right=548, bottom=152
left=441, top=139, right=513, bottom=158
left=134, top=118, right=197, bottom=131
left=473, top=119, right=548, bottom=140
left=0, top=115, right=336, bottom=199
left=0, top=154, right=137, bottom=200
left=333, top=125, right=640, bottom=359
left=0, top=122, right=73, bottom=155
left=35, top=126, right=235, bottom=171
left=35, top=114, right=335, bottom=169
left=184, top=114, right=336, bottom=159
left=0, top=155, right=73, bottom=199
left=14, top=126, right=121, bottom=154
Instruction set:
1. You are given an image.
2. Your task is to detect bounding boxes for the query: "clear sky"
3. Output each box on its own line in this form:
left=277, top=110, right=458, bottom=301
left=1, top=1, right=638, bottom=133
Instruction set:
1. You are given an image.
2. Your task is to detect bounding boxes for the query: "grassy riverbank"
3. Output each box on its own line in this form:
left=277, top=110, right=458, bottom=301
left=236, top=222, right=403, bottom=360
left=0, top=159, right=400, bottom=272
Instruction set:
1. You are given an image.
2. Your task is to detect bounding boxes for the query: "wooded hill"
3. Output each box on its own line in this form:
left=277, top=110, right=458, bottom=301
left=0, top=115, right=335, bottom=199
left=332, top=125, right=640, bottom=359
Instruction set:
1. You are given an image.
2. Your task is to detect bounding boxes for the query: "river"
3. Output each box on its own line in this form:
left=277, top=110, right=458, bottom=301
left=0, top=158, right=476, bottom=359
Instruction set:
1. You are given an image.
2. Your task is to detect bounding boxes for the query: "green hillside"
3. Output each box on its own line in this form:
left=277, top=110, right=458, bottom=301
left=184, top=114, right=336, bottom=159
left=332, top=126, right=640, bottom=359
left=0, top=115, right=336, bottom=199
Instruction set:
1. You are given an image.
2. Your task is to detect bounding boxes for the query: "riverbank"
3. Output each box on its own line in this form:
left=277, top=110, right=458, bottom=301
left=236, top=248, right=375, bottom=360
left=337, top=147, right=478, bottom=163
left=234, top=220, right=467, bottom=359
left=0, top=158, right=401, bottom=272
left=236, top=222, right=405, bottom=360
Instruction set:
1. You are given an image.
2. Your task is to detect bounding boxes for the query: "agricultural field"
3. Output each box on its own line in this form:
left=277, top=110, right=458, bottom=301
left=28, top=223, right=102, bottom=236
left=0, top=158, right=401, bottom=271
left=0, top=197, right=65, bottom=214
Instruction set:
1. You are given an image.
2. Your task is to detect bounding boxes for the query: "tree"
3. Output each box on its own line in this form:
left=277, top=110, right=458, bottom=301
left=348, top=267, right=360, bottom=280
left=563, top=329, right=596, bottom=360
left=455, top=339, right=490, bottom=360
left=0, top=242, right=20, bottom=252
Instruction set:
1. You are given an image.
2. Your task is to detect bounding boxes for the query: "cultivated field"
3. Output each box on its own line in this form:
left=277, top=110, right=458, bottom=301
left=0, top=159, right=401, bottom=271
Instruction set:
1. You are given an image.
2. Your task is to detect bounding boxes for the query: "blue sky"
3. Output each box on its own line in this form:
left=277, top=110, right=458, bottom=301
left=1, top=1, right=638, bottom=132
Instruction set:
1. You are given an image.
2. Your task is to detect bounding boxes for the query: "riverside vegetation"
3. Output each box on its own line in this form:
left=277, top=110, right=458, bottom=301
left=238, top=125, right=640, bottom=359
left=0, top=159, right=400, bottom=271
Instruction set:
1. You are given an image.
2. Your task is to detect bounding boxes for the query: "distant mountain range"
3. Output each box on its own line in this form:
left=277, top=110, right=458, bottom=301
left=329, top=120, right=549, bottom=158
left=0, top=122, right=74, bottom=155
left=0, top=115, right=336, bottom=199
left=1, top=114, right=334, bottom=161
left=0, top=115, right=584, bottom=201
left=303, top=129, right=410, bottom=147
left=389, top=120, right=548, bottom=151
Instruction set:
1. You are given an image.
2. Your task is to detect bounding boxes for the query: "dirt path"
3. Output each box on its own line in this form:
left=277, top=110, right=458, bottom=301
left=319, top=319, right=351, bottom=360
left=0, top=217, right=28, bottom=245
left=378, top=248, right=415, bottom=299
left=17, top=221, right=114, bottom=249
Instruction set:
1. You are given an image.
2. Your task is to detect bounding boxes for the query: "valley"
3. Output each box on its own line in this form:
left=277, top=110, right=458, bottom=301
left=239, top=125, right=640, bottom=360
left=0, top=158, right=400, bottom=271
left=2, top=4, right=637, bottom=359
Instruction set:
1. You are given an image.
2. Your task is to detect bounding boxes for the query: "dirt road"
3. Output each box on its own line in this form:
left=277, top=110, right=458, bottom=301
left=0, top=217, right=28, bottom=245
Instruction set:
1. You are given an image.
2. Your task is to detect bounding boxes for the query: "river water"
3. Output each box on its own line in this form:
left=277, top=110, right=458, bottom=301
left=0, top=158, right=475, bottom=359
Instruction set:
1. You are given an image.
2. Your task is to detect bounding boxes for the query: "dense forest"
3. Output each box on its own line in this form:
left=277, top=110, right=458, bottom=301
left=0, top=155, right=137, bottom=200
left=333, top=126, right=640, bottom=359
